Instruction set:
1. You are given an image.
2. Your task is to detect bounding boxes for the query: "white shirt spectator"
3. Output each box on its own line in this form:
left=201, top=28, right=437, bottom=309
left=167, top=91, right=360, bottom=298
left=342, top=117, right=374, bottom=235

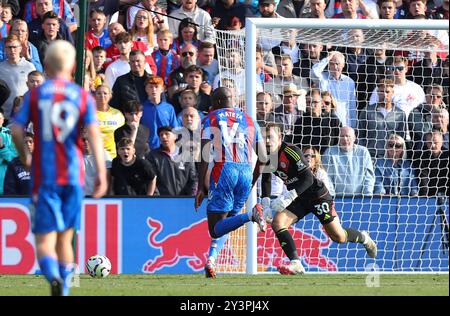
left=311, top=57, right=358, bottom=129
left=0, top=58, right=35, bottom=119
left=369, top=80, right=426, bottom=118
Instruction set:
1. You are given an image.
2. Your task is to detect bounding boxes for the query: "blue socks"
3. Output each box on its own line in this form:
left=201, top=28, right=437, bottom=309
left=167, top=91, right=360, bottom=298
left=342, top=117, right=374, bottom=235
left=213, top=213, right=250, bottom=237
left=38, top=256, right=60, bottom=284
left=59, top=262, right=75, bottom=296
left=37, top=256, right=75, bottom=296
left=208, top=235, right=228, bottom=262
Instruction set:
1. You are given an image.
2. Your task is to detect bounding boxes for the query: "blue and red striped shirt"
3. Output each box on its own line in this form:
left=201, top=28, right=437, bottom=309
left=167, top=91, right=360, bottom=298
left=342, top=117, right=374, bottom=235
left=23, top=0, right=76, bottom=24
left=201, top=108, right=261, bottom=166
left=151, top=49, right=181, bottom=85
left=12, top=79, right=97, bottom=191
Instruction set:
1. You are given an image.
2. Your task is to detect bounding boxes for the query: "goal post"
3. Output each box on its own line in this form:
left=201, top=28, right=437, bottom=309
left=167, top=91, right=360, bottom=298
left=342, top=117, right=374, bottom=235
left=214, top=18, right=449, bottom=274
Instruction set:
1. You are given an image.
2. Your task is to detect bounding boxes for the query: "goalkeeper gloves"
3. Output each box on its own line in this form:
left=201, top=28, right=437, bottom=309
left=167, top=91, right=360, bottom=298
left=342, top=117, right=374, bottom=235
left=261, top=197, right=273, bottom=223
left=271, top=189, right=298, bottom=213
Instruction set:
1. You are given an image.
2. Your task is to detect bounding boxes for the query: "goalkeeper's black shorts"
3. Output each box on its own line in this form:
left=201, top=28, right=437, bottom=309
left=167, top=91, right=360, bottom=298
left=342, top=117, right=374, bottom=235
left=286, top=191, right=337, bottom=225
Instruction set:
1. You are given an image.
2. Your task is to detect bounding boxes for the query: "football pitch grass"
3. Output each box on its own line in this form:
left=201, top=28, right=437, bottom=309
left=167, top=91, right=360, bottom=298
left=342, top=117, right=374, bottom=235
left=0, top=274, right=447, bottom=296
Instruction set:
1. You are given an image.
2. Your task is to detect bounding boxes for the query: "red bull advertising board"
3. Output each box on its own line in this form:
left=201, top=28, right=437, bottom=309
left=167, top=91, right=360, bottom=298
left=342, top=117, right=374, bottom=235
left=0, top=197, right=448, bottom=274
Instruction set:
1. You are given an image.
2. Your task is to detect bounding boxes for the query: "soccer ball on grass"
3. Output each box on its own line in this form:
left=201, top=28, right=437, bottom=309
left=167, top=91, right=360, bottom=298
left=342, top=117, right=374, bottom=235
left=86, top=255, right=111, bottom=278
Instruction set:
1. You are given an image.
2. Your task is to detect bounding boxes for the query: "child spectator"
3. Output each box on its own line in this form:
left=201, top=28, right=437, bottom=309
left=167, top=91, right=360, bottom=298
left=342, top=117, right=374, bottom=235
left=114, top=100, right=150, bottom=159
left=111, top=137, right=156, bottom=196
left=152, top=29, right=181, bottom=85
left=0, top=1, right=11, bottom=39
left=92, top=46, right=107, bottom=79
left=1, top=3, right=13, bottom=24
left=176, top=88, right=205, bottom=125
left=141, top=75, right=179, bottom=150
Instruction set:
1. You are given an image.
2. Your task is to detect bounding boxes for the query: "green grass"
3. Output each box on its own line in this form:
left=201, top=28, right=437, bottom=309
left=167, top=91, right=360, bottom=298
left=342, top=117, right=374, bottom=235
left=0, top=274, right=447, bottom=296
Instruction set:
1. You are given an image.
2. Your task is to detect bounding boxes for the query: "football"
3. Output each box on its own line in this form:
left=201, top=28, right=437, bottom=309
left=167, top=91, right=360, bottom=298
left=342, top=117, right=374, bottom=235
left=86, top=255, right=111, bottom=278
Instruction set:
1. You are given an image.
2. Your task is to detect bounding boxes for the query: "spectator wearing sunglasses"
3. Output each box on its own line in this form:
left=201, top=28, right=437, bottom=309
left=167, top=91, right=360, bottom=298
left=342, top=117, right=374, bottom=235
left=359, top=78, right=407, bottom=158
left=374, top=134, right=419, bottom=196
left=302, top=145, right=335, bottom=197
left=167, top=43, right=204, bottom=100
left=369, top=56, right=425, bottom=119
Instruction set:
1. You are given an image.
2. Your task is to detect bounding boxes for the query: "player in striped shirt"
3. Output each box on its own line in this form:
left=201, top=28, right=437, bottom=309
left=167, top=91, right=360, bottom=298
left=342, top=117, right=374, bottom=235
left=195, top=87, right=267, bottom=278
left=11, top=40, right=107, bottom=296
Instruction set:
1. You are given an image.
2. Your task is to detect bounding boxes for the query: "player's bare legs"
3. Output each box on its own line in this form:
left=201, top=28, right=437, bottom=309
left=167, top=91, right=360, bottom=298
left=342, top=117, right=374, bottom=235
left=271, top=210, right=305, bottom=275
left=323, top=218, right=378, bottom=258
left=35, top=232, right=63, bottom=296
left=56, top=229, right=76, bottom=296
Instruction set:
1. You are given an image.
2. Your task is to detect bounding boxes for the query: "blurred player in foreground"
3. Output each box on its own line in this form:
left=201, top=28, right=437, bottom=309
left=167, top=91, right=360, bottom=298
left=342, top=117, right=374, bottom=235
left=258, top=123, right=377, bottom=275
left=11, top=40, right=107, bottom=296
left=195, top=87, right=267, bottom=278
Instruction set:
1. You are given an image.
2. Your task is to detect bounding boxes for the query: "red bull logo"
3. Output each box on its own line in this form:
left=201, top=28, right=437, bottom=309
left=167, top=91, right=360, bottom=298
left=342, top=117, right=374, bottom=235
left=257, top=226, right=337, bottom=271
left=143, top=218, right=211, bottom=273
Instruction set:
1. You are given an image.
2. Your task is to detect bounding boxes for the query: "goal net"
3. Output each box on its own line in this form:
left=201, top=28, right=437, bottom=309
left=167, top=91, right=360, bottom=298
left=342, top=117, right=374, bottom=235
left=213, top=19, right=449, bottom=273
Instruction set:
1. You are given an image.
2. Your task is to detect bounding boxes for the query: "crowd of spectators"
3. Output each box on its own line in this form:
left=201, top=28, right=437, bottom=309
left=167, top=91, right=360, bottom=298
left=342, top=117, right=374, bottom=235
left=0, top=0, right=448, bottom=198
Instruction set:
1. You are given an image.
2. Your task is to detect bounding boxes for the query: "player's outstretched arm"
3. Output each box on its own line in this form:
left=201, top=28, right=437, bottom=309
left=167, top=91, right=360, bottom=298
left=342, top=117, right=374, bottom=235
left=86, top=123, right=108, bottom=199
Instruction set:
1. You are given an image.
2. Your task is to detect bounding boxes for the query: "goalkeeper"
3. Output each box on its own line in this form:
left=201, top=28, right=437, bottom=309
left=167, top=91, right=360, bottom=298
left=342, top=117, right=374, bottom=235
left=257, top=123, right=377, bottom=275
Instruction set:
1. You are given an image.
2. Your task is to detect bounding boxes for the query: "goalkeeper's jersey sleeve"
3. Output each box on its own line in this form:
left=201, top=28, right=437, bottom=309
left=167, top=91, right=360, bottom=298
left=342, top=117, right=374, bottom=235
left=275, top=142, right=329, bottom=199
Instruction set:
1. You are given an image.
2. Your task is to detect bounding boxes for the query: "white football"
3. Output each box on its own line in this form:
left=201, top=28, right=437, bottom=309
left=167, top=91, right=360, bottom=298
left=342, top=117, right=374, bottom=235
left=86, top=255, right=112, bottom=278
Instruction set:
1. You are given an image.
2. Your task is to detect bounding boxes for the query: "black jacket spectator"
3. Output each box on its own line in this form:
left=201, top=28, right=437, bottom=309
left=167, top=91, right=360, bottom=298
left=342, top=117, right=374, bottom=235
left=110, top=71, right=152, bottom=112
left=114, top=124, right=150, bottom=160
left=33, top=32, right=65, bottom=65
left=28, top=17, right=74, bottom=45
left=146, top=148, right=197, bottom=196
left=409, top=56, right=444, bottom=89
left=3, top=157, right=31, bottom=195
left=210, top=0, right=255, bottom=30
left=413, top=148, right=449, bottom=196
left=171, top=89, right=212, bottom=115
left=111, top=157, right=155, bottom=195
left=295, top=111, right=342, bottom=154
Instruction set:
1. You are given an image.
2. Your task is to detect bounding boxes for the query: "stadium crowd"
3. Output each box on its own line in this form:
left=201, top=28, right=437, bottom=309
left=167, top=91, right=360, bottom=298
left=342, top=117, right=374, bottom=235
left=0, top=0, right=448, bottom=197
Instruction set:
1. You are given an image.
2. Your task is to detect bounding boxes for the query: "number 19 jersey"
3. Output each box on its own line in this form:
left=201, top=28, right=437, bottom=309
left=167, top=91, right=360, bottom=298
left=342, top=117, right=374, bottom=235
left=12, top=79, right=98, bottom=192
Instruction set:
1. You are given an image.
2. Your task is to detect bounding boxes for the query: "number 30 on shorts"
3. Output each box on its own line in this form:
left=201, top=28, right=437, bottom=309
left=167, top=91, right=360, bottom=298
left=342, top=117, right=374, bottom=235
left=314, top=202, right=330, bottom=216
